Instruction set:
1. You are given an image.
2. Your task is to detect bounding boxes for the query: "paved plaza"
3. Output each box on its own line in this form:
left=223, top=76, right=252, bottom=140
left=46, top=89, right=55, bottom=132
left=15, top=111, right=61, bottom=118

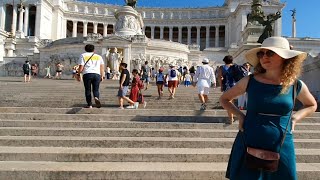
left=0, top=77, right=319, bottom=179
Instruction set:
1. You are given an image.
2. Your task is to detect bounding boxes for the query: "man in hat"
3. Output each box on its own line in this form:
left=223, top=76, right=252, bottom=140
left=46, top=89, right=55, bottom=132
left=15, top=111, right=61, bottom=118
left=165, top=64, right=180, bottom=99
left=193, top=58, right=216, bottom=110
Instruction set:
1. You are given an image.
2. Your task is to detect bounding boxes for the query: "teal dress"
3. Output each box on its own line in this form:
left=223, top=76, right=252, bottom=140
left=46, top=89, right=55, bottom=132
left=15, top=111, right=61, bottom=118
left=226, top=75, right=302, bottom=180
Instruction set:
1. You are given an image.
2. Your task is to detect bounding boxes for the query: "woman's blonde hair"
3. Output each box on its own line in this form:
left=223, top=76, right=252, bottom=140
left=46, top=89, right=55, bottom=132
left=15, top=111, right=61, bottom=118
left=254, top=56, right=304, bottom=94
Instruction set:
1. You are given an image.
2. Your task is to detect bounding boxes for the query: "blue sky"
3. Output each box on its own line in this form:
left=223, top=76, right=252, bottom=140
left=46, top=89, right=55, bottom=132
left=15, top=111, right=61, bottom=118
left=83, top=0, right=320, bottom=38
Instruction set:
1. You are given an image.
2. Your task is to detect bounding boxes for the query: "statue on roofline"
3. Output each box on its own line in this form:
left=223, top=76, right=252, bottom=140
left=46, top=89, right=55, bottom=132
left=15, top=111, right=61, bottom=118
left=125, top=0, right=137, bottom=8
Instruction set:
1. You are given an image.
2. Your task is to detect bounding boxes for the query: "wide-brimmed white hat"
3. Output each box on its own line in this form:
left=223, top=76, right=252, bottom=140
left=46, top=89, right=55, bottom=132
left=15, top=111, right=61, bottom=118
left=202, top=58, right=209, bottom=63
left=245, top=36, right=307, bottom=67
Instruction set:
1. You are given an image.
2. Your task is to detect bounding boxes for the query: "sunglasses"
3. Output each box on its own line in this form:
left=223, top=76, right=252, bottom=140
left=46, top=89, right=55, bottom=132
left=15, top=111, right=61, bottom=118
left=256, top=50, right=276, bottom=59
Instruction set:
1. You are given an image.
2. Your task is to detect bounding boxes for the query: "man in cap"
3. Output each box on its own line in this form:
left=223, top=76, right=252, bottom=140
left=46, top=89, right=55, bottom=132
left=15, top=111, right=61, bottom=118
left=193, top=58, right=216, bottom=110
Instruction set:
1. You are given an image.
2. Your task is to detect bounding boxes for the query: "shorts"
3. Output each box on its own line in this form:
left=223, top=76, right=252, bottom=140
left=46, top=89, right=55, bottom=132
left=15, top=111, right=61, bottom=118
left=168, top=80, right=178, bottom=88
left=197, top=86, right=210, bottom=95
left=142, top=76, right=150, bottom=83
left=117, top=86, right=129, bottom=97
left=24, top=71, right=30, bottom=75
left=156, top=81, right=164, bottom=85
left=56, top=70, right=62, bottom=73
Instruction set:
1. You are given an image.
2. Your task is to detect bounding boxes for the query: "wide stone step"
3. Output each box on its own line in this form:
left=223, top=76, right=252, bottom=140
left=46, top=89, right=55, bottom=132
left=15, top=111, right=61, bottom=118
left=0, top=127, right=319, bottom=139
left=0, top=136, right=319, bottom=148
left=0, top=147, right=319, bottom=163
left=0, top=113, right=318, bottom=123
left=1, top=120, right=320, bottom=130
left=0, top=161, right=318, bottom=180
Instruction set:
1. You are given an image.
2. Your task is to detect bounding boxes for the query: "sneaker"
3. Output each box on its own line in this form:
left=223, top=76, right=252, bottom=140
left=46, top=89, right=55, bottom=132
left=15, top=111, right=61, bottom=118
left=200, top=104, right=206, bottom=111
left=143, top=101, right=147, bottom=108
left=84, top=106, right=93, bottom=109
left=126, top=105, right=135, bottom=109
left=134, top=102, right=139, bottom=109
left=118, top=107, right=124, bottom=109
left=94, top=97, right=101, bottom=108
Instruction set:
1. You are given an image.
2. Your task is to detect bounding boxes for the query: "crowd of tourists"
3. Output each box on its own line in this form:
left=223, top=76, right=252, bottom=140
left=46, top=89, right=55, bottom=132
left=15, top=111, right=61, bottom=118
left=20, top=37, right=318, bottom=180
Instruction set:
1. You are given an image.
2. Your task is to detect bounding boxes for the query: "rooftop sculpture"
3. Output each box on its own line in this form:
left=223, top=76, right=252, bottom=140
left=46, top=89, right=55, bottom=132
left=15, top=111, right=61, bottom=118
left=125, top=0, right=137, bottom=8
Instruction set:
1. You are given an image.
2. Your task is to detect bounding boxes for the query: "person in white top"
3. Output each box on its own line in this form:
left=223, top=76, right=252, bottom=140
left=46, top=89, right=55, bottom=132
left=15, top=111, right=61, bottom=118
left=237, top=62, right=251, bottom=110
left=77, top=44, right=105, bottom=108
left=193, top=58, right=216, bottom=110
left=165, top=64, right=180, bottom=99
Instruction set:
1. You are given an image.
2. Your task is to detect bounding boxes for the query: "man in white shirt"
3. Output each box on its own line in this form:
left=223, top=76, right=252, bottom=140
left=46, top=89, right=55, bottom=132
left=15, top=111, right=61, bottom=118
left=77, top=44, right=105, bottom=108
left=193, top=58, right=216, bottom=110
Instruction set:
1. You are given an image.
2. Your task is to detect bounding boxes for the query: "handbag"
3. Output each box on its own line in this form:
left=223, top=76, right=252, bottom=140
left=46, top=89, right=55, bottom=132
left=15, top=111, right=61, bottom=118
left=75, top=53, right=95, bottom=81
left=243, top=81, right=297, bottom=172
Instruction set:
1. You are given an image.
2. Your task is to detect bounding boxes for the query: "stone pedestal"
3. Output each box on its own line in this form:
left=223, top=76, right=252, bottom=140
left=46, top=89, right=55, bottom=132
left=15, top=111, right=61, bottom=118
left=231, top=25, right=264, bottom=64
left=241, top=25, right=264, bottom=44
left=114, top=6, right=144, bottom=36
left=15, top=31, right=25, bottom=39
left=4, top=38, right=16, bottom=57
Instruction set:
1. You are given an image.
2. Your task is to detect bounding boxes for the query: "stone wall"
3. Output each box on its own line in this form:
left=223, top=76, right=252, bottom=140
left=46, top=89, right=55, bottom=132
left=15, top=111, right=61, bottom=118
left=301, top=56, right=320, bottom=102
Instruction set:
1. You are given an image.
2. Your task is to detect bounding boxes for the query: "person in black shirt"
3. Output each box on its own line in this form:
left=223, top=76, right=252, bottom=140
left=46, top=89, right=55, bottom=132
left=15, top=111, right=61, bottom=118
left=117, top=63, right=136, bottom=109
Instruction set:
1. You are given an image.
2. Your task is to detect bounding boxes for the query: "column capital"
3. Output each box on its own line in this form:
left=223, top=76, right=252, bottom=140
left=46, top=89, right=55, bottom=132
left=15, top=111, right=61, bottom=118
left=178, top=26, right=182, bottom=29
left=169, top=26, right=173, bottom=29
left=83, top=21, right=88, bottom=24
left=72, top=20, right=77, bottom=24
left=103, top=22, right=108, bottom=26
left=187, top=26, right=192, bottom=30
left=215, top=25, right=220, bottom=28
left=206, top=25, right=210, bottom=29
left=196, top=26, right=201, bottom=29
left=93, top=22, right=98, bottom=25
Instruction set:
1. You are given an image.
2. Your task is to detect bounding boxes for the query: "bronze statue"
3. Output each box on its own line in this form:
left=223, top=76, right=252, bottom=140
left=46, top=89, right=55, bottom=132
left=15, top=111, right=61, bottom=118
left=125, top=0, right=137, bottom=8
left=247, top=0, right=281, bottom=43
left=290, top=9, right=296, bottom=20
left=257, top=12, right=281, bottom=43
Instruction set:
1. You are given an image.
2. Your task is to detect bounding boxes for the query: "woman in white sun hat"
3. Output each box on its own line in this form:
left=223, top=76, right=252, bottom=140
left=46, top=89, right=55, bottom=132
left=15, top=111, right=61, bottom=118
left=220, top=36, right=317, bottom=180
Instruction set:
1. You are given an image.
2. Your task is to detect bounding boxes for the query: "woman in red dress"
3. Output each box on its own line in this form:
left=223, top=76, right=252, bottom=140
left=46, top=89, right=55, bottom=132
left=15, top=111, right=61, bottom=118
left=128, top=69, right=141, bottom=109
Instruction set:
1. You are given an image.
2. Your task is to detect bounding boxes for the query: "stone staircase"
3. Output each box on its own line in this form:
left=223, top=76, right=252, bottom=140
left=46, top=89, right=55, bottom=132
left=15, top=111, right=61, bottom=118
left=0, top=77, right=319, bottom=179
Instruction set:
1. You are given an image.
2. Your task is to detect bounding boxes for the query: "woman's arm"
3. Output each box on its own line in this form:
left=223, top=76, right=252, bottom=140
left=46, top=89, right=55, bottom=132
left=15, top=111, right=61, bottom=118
left=291, top=81, right=317, bottom=131
left=219, top=76, right=250, bottom=131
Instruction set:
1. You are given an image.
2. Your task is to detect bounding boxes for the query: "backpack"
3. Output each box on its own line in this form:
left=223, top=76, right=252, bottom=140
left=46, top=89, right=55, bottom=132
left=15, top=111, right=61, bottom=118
left=221, top=65, right=235, bottom=91
left=170, top=69, right=177, bottom=78
left=23, top=64, right=30, bottom=71
left=228, top=64, right=248, bottom=82
left=157, top=73, right=164, bottom=82
left=141, top=65, right=148, bottom=76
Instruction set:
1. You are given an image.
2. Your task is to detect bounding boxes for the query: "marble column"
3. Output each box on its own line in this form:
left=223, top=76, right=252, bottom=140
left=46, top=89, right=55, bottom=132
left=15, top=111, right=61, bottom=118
left=103, top=23, right=108, bottom=37
left=11, top=4, right=18, bottom=36
left=206, top=26, right=210, bottom=48
left=35, top=2, right=41, bottom=37
left=72, top=20, right=77, bottom=37
left=169, top=26, right=173, bottom=41
left=18, top=7, right=25, bottom=32
left=151, top=26, right=155, bottom=39
left=0, top=3, right=6, bottom=30
left=187, top=26, right=191, bottom=45
left=142, top=26, right=146, bottom=34
left=23, top=5, right=29, bottom=36
left=215, top=25, right=219, bottom=47
left=225, top=24, right=229, bottom=48
left=178, top=26, right=182, bottom=43
left=160, top=26, right=164, bottom=39
left=83, top=21, right=88, bottom=37
left=93, top=22, right=98, bottom=34
left=292, top=18, right=296, bottom=38
left=196, top=26, right=201, bottom=46
left=113, top=24, right=115, bottom=33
